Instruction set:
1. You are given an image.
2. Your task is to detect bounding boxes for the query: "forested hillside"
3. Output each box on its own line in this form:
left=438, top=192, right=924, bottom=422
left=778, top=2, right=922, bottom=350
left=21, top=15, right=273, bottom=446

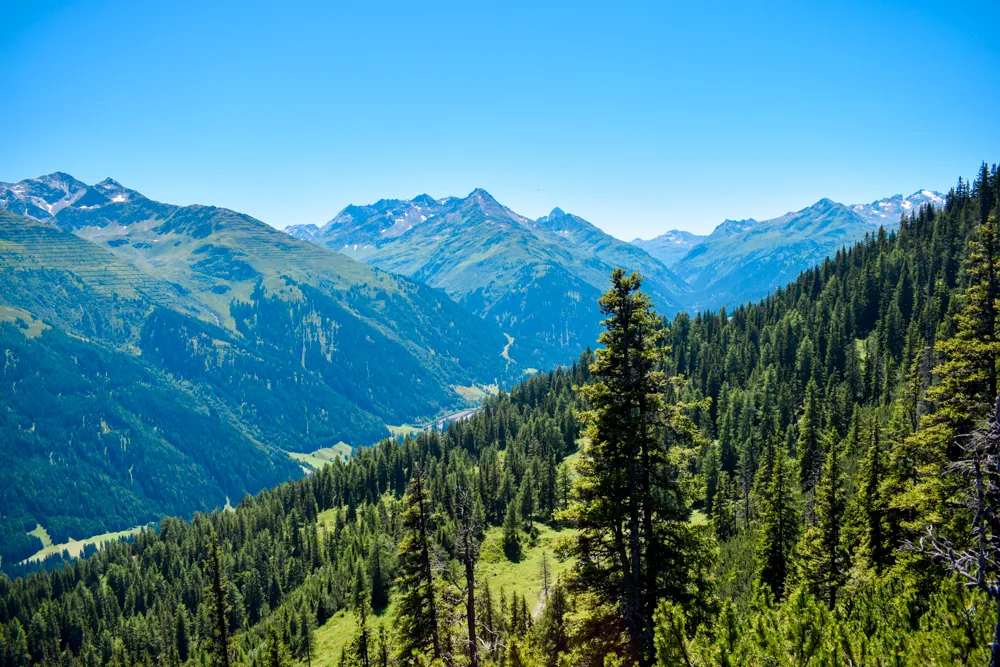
left=0, top=176, right=512, bottom=568
left=2, top=162, right=1000, bottom=667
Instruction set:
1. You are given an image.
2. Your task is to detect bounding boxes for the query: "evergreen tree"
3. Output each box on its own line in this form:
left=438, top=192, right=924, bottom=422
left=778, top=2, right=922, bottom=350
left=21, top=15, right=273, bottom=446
left=456, top=485, right=482, bottom=667
left=351, top=592, right=372, bottom=667
left=394, top=463, right=442, bottom=664
left=712, top=472, right=737, bottom=541
left=375, top=625, right=390, bottom=667
left=205, top=532, right=235, bottom=667
left=300, top=610, right=315, bottom=667
left=755, top=443, right=800, bottom=599
left=569, top=269, right=706, bottom=666
left=798, top=379, right=823, bottom=490
left=932, top=213, right=1000, bottom=433
left=265, top=626, right=289, bottom=667
left=855, top=417, right=891, bottom=570
left=537, top=581, right=570, bottom=666
left=794, top=436, right=848, bottom=608
left=502, top=501, right=521, bottom=561
left=175, top=604, right=190, bottom=663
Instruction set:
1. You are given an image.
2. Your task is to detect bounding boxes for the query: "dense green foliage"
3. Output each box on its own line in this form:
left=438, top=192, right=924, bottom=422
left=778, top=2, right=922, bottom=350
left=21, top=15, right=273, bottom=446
left=0, top=357, right=585, bottom=665
left=4, top=162, right=1000, bottom=666
left=653, top=162, right=1000, bottom=663
left=0, top=322, right=297, bottom=565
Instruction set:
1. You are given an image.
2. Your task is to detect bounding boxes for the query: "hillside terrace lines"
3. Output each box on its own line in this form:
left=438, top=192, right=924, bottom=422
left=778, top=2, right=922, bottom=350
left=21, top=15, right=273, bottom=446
left=0, top=222, right=197, bottom=311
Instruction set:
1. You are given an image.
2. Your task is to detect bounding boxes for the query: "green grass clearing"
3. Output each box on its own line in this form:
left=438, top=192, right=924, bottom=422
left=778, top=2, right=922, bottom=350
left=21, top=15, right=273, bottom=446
left=27, top=523, right=53, bottom=549
left=0, top=305, right=50, bottom=338
left=306, top=518, right=576, bottom=665
left=452, top=384, right=493, bottom=402
left=21, top=524, right=149, bottom=564
left=478, top=524, right=578, bottom=613
left=307, top=603, right=395, bottom=666
left=288, top=443, right=352, bottom=471
left=387, top=423, right=425, bottom=439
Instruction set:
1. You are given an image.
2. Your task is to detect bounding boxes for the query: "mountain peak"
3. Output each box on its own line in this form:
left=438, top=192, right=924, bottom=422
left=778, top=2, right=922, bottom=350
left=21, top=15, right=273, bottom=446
left=467, top=187, right=498, bottom=204
left=548, top=207, right=566, bottom=218
left=711, top=218, right=758, bottom=238
left=92, top=177, right=141, bottom=203
left=851, top=189, right=946, bottom=226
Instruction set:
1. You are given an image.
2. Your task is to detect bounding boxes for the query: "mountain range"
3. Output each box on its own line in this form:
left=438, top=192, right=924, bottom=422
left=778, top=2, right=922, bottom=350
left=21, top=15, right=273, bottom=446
left=290, top=187, right=946, bottom=321
left=287, top=189, right=690, bottom=370
left=0, top=173, right=511, bottom=564
left=0, top=172, right=947, bottom=565
left=631, top=189, right=946, bottom=308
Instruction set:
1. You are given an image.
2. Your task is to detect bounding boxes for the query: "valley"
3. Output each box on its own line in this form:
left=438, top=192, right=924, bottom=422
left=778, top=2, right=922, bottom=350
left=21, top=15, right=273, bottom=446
left=0, top=165, right=994, bottom=667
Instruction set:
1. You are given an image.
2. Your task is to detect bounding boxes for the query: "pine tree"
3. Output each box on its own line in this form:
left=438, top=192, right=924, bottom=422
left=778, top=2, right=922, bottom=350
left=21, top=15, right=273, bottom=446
left=394, top=463, right=442, bottom=664
left=897, top=213, right=1000, bottom=533
left=6, top=618, right=30, bottom=667
left=712, top=472, right=737, bottom=541
left=352, top=591, right=372, bottom=667
left=369, top=535, right=390, bottom=612
left=537, top=581, right=570, bottom=666
left=375, top=625, right=390, bottom=667
left=755, top=443, right=800, bottom=600
left=205, top=532, right=234, bottom=667
left=798, top=379, right=823, bottom=490
left=265, top=625, right=289, bottom=667
left=855, top=417, right=891, bottom=570
left=175, top=604, right=190, bottom=663
left=570, top=269, right=671, bottom=664
left=794, top=436, right=848, bottom=608
left=933, top=213, right=1000, bottom=433
left=502, top=501, right=521, bottom=561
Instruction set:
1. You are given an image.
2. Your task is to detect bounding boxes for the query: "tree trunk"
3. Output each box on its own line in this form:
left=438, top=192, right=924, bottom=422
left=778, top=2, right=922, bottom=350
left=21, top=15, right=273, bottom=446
left=465, top=554, right=478, bottom=667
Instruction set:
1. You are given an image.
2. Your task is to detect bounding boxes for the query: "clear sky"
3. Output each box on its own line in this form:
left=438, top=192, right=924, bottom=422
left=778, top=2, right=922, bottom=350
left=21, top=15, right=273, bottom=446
left=2, top=1, right=998, bottom=239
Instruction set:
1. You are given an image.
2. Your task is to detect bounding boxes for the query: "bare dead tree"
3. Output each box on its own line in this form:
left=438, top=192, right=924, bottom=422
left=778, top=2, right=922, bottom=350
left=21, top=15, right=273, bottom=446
left=456, top=486, right=483, bottom=667
left=909, top=396, right=1000, bottom=667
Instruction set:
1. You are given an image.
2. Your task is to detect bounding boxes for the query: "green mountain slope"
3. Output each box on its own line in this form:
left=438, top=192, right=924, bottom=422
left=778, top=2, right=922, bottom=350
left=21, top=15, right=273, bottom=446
left=56, top=195, right=511, bottom=410
left=0, top=320, right=299, bottom=565
left=289, top=189, right=688, bottom=368
left=530, top=206, right=691, bottom=308
left=672, top=198, right=879, bottom=309
left=0, top=176, right=514, bottom=564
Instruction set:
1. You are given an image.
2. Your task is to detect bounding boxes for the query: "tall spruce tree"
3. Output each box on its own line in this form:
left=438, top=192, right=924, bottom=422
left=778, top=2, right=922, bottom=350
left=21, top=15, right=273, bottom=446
left=569, top=269, right=706, bottom=666
left=794, top=435, right=848, bottom=608
left=855, top=417, right=891, bottom=570
left=798, top=379, right=823, bottom=490
left=264, top=626, right=288, bottom=667
left=933, top=213, right=1000, bottom=433
left=897, top=212, right=1000, bottom=533
left=755, top=443, right=800, bottom=600
left=456, top=485, right=482, bottom=667
left=712, top=472, right=737, bottom=542
left=205, top=532, right=235, bottom=667
left=394, top=463, right=442, bottom=664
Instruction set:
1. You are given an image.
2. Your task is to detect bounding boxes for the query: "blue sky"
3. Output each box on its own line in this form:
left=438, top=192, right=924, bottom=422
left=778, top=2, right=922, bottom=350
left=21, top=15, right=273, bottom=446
left=2, top=1, right=998, bottom=239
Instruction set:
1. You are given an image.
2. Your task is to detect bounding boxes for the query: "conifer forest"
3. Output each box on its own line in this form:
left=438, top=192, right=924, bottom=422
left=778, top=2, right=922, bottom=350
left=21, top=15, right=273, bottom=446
left=3, top=163, right=1000, bottom=667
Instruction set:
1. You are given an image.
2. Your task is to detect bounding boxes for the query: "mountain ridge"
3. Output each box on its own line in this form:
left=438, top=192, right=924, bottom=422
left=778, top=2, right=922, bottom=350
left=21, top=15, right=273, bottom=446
left=289, top=188, right=689, bottom=369
left=0, top=173, right=516, bottom=563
